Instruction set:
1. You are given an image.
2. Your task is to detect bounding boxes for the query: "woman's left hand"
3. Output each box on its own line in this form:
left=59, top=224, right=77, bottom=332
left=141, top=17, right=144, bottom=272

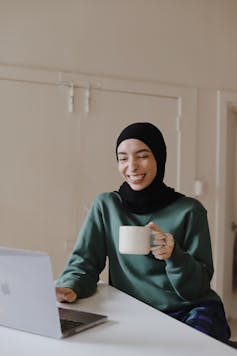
left=146, top=221, right=175, bottom=260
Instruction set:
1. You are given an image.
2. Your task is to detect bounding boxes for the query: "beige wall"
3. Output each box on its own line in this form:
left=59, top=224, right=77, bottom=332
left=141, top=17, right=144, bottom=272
left=1, top=0, right=237, bottom=303
left=1, top=0, right=237, bottom=89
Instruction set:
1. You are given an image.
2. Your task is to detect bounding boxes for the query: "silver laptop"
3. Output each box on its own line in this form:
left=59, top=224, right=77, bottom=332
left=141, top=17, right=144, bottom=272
left=0, top=247, right=107, bottom=338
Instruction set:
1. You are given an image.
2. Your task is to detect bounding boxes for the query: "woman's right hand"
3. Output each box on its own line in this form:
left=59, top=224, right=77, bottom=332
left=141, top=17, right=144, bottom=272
left=56, top=287, right=77, bottom=303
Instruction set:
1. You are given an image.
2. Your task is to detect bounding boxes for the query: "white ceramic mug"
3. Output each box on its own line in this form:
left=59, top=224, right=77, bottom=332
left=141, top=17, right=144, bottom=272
left=119, top=226, right=151, bottom=255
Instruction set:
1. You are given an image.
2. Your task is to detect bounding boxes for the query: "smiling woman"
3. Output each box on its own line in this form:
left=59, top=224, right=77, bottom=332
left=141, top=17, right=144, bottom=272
left=115, top=122, right=183, bottom=214
left=56, top=122, right=231, bottom=344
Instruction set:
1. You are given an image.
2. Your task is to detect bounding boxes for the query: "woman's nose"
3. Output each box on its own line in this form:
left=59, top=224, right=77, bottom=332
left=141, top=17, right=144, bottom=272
left=128, top=158, right=138, bottom=171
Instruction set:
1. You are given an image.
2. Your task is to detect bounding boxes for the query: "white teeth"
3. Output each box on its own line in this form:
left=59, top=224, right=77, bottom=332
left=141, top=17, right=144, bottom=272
left=129, top=175, right=144, bottom=181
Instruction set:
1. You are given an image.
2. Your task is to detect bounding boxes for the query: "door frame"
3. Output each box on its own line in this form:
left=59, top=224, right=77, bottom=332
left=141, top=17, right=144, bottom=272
left=215, top=90, right=237, bottom=314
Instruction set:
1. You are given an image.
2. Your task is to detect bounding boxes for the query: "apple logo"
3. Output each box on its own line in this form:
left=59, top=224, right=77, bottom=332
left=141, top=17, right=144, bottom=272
left=1, top=282, right=11, bottom=295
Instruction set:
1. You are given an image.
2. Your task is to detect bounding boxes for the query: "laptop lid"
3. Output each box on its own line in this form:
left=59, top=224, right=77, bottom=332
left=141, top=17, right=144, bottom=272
left=0, top=247, right=107, bottom=338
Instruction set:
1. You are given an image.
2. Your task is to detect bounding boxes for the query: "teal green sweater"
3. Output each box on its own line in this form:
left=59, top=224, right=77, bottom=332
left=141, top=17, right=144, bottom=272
left=57, top=192, right=220, bottom=312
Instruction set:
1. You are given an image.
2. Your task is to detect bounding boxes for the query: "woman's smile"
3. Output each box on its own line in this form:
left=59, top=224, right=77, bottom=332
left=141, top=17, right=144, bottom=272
left=127, top=174, right=146, bottom=184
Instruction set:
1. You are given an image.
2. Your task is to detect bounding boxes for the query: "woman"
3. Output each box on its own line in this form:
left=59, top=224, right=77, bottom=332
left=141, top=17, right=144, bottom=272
left=56, top=122, right=231, bottom=342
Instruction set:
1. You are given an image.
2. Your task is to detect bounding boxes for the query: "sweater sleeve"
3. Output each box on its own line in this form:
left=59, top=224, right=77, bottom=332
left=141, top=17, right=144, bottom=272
left=165, top=204, right=214, bottom=301
left=56, top=197, right=107, bottom=298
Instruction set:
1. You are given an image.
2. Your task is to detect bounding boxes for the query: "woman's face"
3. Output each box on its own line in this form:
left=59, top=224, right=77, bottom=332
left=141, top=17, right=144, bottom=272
left=117, top=139, right=157, bottom=191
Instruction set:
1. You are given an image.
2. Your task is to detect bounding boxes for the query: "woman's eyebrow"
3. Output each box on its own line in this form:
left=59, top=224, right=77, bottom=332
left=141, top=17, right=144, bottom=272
left=117, top=148, right=150, bottom=155
left=136, top=149, right=150, bottom=154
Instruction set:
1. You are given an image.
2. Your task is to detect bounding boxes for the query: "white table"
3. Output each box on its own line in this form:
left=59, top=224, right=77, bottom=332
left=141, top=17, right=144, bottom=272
left=1, top=283, right=236, bottom=356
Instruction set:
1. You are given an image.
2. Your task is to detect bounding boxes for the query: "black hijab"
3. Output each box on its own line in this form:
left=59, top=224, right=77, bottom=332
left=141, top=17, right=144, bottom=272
left=116, top=122, right=184, bottom=214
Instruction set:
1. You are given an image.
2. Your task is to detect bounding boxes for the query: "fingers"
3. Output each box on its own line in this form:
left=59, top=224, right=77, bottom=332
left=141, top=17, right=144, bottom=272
left=146, top=221, right=175, bottom=260
left=146, top=221, right=164, bottom=234
left=56, top=287, right=69, bottom=302
left=151, top=233, right=175, bottom=260
left=56, top=287, right=77, bottom=303
left=151, top=234, right=167, bottom=247
left=146, top=221, right=167, bottom=247
left=151, top=242, right=172, bottom=260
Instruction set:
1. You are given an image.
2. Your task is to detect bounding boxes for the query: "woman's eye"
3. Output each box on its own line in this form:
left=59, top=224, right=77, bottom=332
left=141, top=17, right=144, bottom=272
left=118, top=158, right=127, bottom=162
left=138, top=155, right=148, bottom=159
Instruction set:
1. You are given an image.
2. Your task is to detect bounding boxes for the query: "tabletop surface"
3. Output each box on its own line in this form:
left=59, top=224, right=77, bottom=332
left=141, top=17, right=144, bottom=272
left=1, top=283, right=236, bottom=356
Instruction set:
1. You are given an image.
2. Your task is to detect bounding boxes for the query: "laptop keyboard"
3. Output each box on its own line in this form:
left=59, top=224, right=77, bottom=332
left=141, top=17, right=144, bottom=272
left=60, top=319, right=84, bottom=333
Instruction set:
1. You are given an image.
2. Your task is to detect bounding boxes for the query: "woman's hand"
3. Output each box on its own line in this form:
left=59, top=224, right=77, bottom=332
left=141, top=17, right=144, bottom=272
left=146, top=221, right=175, bottom=260
left=56, top=287, right=77, bottom=303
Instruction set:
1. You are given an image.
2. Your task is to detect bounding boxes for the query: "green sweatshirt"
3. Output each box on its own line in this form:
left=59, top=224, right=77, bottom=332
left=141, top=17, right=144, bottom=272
left=56, top=192, right=220, bottom=312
